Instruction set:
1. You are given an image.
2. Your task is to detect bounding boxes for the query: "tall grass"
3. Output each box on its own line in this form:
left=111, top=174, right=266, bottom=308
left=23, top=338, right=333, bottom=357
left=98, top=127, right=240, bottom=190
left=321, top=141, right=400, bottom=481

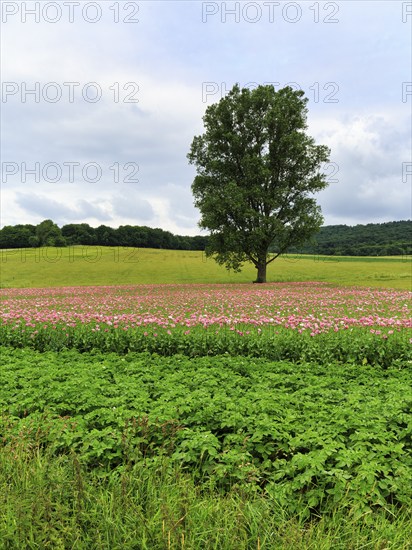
left=1, top=443, right=411, bottom=549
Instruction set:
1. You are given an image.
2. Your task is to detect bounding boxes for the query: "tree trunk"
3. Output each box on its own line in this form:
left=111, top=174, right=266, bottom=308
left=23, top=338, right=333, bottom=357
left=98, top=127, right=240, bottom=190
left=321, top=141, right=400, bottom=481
left=254, top=258, right=267, bottom=283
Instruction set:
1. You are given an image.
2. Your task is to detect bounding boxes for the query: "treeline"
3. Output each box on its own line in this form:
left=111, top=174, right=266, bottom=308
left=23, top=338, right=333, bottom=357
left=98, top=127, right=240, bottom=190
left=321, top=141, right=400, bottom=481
left=286, top=221, right=411, bottom=256
left=0, top=219, right=410, bottom=256
left=0, top=220, right=208, bottom=251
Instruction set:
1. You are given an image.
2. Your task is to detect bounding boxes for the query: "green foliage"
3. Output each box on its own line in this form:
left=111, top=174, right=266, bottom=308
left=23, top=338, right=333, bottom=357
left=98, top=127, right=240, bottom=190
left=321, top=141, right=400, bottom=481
left=0, top=221, right=208, bottom=251
left=1, top=347, right=412, bottom=519
left=0, top=224, right=36, bottom=249
left=35, top=219, right=65, bottom=247
left=188, top=84, right=330, bottom=282
left=1, top=322, right=410, bottom=369
left=286, top=220, right=412, bottom=256
left=2, top=443, right=411, bottom=549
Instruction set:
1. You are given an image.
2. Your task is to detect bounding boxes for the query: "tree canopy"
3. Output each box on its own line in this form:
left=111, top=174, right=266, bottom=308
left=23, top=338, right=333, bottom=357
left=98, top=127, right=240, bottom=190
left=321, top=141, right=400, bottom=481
left=0, top=221, right=208, bottom=251
left=188, top=84, right=331, bottom=282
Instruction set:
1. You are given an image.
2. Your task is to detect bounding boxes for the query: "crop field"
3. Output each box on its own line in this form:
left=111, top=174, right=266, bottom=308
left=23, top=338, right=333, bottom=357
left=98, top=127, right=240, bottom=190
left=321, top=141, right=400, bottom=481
left=1, top=282, right=411, bottom=364
left=1, top=271, right=412, bottom=547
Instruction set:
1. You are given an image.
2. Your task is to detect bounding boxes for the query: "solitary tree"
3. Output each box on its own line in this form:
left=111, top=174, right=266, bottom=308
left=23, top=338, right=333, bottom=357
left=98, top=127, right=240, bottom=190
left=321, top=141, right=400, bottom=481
left=188, top=84, right=331, bottom=283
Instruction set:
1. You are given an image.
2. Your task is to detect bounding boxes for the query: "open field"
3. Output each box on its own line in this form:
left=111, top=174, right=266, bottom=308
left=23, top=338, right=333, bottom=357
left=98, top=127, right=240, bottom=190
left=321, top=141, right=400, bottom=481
left=1, top=246, right=411, bottom=289
left=1, top=264, right=411, bottom=547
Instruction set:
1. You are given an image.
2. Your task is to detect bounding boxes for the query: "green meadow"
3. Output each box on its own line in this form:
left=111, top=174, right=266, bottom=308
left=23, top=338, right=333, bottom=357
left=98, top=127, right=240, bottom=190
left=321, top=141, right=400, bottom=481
left=1, top=246, right=411, bottom=289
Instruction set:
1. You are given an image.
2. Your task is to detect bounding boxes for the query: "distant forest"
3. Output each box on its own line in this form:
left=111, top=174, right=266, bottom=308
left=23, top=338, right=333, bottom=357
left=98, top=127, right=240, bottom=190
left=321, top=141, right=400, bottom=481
left=285, top=220, right=411, bottom=256
left=0, top=219, right=411, bottom=256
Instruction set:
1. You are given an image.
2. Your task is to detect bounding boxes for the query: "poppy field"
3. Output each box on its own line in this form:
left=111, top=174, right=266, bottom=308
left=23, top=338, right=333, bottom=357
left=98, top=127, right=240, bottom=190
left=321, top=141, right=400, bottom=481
left=1, top=280, right=412, bottom=548
left=1, top=282, right=411, bottom=365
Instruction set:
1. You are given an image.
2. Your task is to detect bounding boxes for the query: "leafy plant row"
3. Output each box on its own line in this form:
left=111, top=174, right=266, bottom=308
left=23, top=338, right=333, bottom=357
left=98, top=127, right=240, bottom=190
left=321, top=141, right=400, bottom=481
left=1, top=346, right=411, bottom=517
left=1, top=323, right=410, bottom=368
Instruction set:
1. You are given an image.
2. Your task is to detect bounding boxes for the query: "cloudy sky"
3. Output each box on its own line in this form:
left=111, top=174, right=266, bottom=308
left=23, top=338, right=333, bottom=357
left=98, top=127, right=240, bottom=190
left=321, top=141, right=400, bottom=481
left=1, top=0, right=411, bottom=234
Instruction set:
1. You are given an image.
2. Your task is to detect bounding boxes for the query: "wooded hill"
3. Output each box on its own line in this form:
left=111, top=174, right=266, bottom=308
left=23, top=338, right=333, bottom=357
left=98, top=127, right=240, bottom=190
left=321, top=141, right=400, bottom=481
left=0, top=219, right=410, bottom=256
left=284, top=221, right=411, bottom=256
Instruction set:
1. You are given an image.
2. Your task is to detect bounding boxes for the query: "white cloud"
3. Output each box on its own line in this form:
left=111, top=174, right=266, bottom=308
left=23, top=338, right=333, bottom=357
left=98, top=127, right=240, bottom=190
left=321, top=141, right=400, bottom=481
left=1, top=0, right=411, bottom=232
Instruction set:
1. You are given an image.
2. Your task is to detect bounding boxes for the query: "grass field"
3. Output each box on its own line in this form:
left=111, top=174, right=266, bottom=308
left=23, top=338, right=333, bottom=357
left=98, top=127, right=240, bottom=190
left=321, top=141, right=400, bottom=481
left=1, top=246, right=411, bottom=289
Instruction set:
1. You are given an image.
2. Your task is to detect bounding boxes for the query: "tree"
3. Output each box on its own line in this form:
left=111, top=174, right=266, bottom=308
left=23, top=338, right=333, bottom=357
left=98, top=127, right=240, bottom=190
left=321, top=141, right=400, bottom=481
left=61, top=223, right=96, bottom=245
left=0, top=225, right=35, bottom=248
left=35, top=219, right=65, bottom=247
left=95, top=225, right=119, bottom=246
left=187, top=84, right=331, bottom=282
